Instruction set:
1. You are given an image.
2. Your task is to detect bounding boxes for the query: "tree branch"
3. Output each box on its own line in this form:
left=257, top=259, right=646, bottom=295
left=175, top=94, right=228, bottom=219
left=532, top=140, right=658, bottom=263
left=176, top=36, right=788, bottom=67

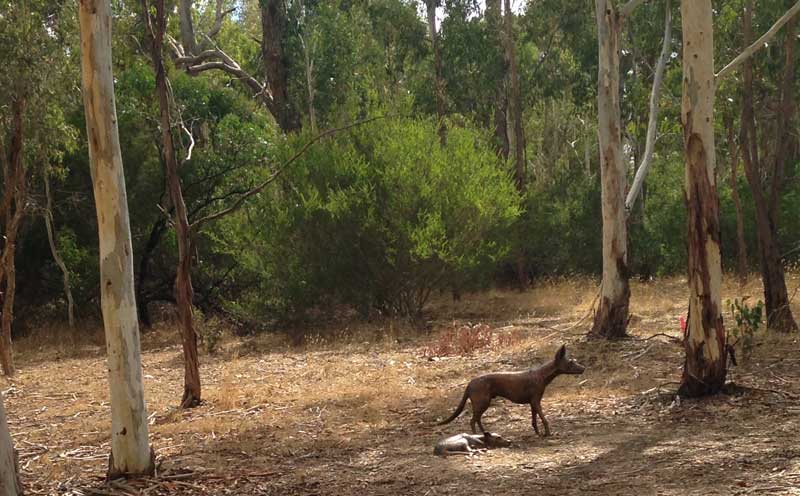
left=190, top=115, right=399, bottom=230
left=619, top=0, right=648, bottom=19
left=206, top=0, right=236, bottom=40
left=625, top=0, right=671, bottom=212
left=716, top=1, right=800, bottom=82
left=176, top=44, right=276, bottom=112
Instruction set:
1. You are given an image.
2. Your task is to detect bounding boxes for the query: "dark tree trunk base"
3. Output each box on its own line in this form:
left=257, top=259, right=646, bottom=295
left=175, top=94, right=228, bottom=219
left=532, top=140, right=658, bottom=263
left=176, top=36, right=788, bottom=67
left=181, top=388, right=201, bottom=409
left=106, top=447, right=156, bottom=480
left=589, top=291, right=630, bottom=340
left=768, top=306, right=798, bottom=333
left=678, top=369, right=726, bottom=398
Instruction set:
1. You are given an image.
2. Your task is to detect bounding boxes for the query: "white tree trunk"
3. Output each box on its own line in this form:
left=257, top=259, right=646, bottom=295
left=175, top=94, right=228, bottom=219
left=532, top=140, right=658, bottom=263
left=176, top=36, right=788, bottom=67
left=678, top=0, right=726, bottom=397
left=300, top=34, right=317, bottom=135
left=625, top=0, right=671, bottom=213
left=77, top=0, right=154, bottom=476
left=591, top=0, right=629, bottom=339
left=0, top=394, right=21, bottom=495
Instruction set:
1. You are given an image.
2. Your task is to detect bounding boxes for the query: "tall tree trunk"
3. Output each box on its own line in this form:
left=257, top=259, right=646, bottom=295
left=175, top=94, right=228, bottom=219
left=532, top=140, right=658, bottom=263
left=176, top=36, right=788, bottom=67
left=144, top=0, right=202, bottom=407
left=502, top=0, right=528, bottom=289
left=590, top=0, right=629, bottom=339
left=726, top=118, right=748, bottom=286
left=261, top=0, right=299, bottom=133
left=44, top=176, right=76, bottom=328
left=0, top=98, right=26, bottom=377
left=300, top=34, right=317, bottom=135
left=678, top=0, right=727, bottom=397
left=178, top=0, right=198, bottom=55
left=77, top=0, right=155, bottom=476
left=0, top=395, right=21, bottom=496
left=427, top=0, right=447, bottom=145
left=503, top=0, right=525, bottom=191
left=740, top=0, right=798, bottom=332
left=486, top=0, right=509, bottom=159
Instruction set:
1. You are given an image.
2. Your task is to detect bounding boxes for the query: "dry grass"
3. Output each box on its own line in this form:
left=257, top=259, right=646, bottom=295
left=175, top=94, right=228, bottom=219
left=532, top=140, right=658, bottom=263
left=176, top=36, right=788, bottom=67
left=2, top=274, right=800, bottom=495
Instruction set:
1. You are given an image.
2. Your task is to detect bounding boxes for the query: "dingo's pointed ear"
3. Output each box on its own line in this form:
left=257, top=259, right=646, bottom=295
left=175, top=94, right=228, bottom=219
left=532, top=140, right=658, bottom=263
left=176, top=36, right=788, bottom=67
left=555, top=344, right=567, bottom=361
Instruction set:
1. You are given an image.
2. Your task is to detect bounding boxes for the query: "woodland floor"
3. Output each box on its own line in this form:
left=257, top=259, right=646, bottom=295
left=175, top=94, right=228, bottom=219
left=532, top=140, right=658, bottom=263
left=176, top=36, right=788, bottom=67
left=3, top=275, right=800, bottom=495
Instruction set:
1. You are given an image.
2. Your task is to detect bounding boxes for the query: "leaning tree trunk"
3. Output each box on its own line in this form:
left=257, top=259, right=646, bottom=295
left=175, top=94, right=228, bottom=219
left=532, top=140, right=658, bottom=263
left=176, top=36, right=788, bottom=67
left=678, top=0, right=727, bottom=397
left=0, top=395, right=21, bottom=496
left=78, top=0, right=155, bottom=476
left=426, top=0, right=447, bottom=145
left=740, top=0, right=798, bottom=332
left=590, top=0, right=629, bottom=339
left=144, top=0, right=202, bottom=407
left=726, top=118, right=748, bottom=286
left=44, top=176, right=76, bottom=328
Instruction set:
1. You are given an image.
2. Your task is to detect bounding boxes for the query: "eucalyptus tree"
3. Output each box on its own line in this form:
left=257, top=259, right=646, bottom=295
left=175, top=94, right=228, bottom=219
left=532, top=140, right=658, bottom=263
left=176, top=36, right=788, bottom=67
left=78, top=0, right=155, bottom=475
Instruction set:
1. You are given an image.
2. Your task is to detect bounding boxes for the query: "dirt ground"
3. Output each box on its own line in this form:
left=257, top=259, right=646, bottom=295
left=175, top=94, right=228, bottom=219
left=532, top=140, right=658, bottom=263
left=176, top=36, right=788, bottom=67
left=3, top=275, right=800, bottom=495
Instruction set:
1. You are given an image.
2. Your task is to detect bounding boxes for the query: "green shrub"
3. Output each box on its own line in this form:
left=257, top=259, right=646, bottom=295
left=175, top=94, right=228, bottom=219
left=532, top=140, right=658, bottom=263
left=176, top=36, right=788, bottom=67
left=213, top=117, right=520, bottom=320
left=727, top=297, right=764, bottom=362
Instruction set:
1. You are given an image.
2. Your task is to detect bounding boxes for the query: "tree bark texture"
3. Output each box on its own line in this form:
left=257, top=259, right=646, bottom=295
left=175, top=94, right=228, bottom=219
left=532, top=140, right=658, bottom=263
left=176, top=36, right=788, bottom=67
left=0, top=98, right=27, bottom=377
left=678, top=0, right=727, bottom=397
left=78, top=0, right=155, bottom=476
left=590, top=0, right=630, bottom=339
left=261, top=0, right=300, bottom=133
left=144, top=0, right=203, bottom=407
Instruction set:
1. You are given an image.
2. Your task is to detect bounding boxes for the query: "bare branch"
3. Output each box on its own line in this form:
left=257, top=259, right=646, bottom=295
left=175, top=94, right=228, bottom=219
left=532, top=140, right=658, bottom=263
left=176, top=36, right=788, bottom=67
left=716, top=1, right=800, bottom=82
left=191, top=115, right=399, bottom=230
left=43, top=175, right=75, bottom=328
left=206, top=0, right=236, bottom=40
left=619, top=0, right=648, bottom=19
left=625, top=0, right=671, bottom=212
left=181, top=122, right=195, bottom=162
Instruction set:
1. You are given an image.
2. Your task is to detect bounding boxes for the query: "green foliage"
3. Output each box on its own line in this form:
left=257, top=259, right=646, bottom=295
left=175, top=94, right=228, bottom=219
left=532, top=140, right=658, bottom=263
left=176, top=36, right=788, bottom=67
left=9, top=0, right=800, bottom=334
left=727, top=297, right=764, bottom=362
left=213, top=117, right=519, bottom=320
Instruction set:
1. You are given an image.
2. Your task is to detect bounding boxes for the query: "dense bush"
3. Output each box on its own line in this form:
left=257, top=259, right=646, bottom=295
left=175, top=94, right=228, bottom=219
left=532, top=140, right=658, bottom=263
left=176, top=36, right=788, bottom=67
left=212, top=118, right=520, bottom=320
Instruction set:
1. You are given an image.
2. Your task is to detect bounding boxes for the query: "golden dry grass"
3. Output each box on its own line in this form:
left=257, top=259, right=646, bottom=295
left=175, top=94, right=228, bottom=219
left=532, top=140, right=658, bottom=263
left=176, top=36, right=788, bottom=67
left=2, top=274, right=800, bottom=495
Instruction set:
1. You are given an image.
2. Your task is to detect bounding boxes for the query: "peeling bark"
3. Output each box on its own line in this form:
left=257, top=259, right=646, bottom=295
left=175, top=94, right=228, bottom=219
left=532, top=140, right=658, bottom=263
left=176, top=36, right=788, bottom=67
left=78, top=0, right=155, bottom=476
left=678, top=0, right=726, bottom=397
